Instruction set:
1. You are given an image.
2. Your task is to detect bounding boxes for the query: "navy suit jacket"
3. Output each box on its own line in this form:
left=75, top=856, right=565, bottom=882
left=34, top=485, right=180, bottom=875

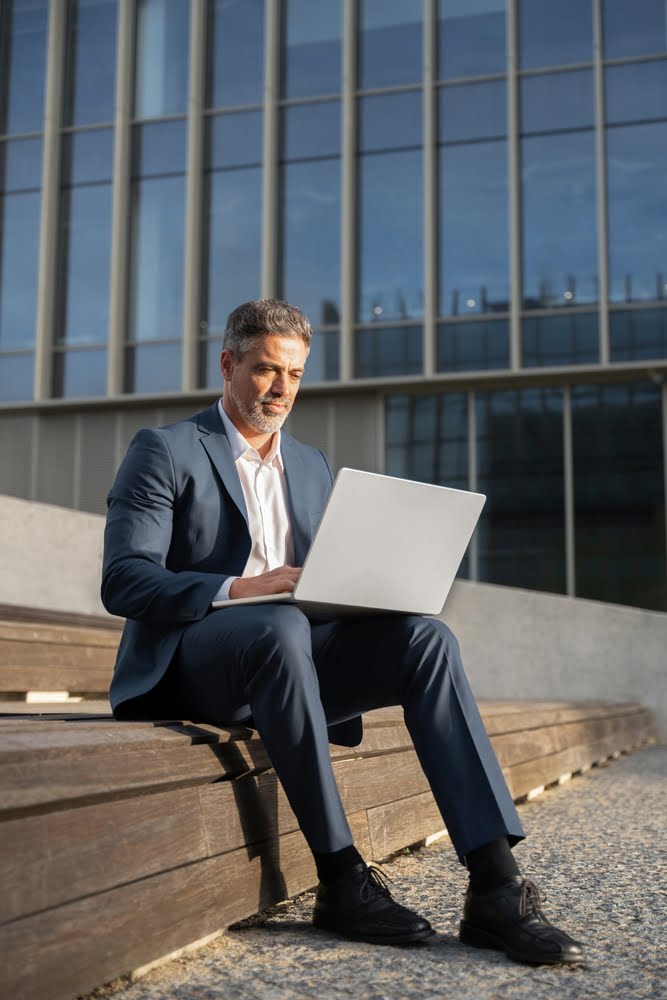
left=102, top=401, right=361, bottom=746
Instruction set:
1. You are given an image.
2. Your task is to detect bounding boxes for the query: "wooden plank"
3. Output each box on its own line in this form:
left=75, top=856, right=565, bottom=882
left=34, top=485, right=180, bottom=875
left=0, top=621, right=120, bottom=647
left=0, top=641, right=117, bottom=668
left=0, top=700, right=112, bottom=715
left=367, top=790, right=443, bottom=860
left=0, top=665, right=113, bottom=694
left=0, top=604, right=123, bottom=631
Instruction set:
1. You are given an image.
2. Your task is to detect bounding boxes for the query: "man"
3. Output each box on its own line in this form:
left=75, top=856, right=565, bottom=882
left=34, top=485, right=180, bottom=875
left=103, top=299, right=582, bottom=963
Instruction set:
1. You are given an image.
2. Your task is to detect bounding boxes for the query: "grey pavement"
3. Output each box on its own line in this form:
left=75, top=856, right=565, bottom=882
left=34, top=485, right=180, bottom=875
left=89, top=746, right=667, bottom=1000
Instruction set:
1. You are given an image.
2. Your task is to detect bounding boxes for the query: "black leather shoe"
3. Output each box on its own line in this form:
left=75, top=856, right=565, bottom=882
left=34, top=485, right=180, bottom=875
left=460, top=876, right=584, bottom=965
left=313, top=863, right=435, bottom=945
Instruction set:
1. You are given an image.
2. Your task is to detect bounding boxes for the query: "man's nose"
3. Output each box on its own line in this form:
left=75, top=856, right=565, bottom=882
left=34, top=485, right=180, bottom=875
left=270, top=371, right=289, bottom=396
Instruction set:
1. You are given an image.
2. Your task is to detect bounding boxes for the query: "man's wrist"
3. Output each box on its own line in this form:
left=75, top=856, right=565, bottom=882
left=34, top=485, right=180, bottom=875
left=212, top=577, right=238, bottom=604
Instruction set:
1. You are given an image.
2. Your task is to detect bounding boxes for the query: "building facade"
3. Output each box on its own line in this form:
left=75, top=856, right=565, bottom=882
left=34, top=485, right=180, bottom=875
left=0, top=0, right=666, bottom=611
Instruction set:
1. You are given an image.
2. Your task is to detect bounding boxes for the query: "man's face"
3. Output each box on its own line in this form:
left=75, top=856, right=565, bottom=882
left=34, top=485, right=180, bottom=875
left=221, top=333, right=308, bottom=436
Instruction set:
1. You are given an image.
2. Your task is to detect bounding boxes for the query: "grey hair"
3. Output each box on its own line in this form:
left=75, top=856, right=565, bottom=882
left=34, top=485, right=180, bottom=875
left=223, top=299, right=312, bottom=357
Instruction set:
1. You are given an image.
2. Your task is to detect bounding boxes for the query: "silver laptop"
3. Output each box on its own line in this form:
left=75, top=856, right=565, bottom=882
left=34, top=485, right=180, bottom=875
left=212, top=468, right=485, bottom=617
left=213, top=469, right=486, bottom=617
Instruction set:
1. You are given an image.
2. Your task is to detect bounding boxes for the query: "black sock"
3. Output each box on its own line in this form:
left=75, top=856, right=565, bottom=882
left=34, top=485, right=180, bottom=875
left=465, top=837, right=521, bottom=893
left=313, top=844, right=364, bottom=884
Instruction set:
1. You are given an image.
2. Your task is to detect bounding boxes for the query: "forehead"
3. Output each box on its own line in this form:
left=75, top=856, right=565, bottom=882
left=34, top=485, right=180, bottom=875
left=244, top=334, right=307, bottom=366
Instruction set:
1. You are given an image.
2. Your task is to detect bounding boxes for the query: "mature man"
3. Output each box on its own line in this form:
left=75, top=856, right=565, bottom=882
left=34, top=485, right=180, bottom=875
left=103, top=299, right=582, bottom=963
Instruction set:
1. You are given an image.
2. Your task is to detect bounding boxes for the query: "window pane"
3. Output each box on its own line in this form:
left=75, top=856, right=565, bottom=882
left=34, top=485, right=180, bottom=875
left=65, top=0, right=117, bottom=125
left=603, top=0, right=667, bottom=58
left=385, top=392, right=469, bottom=490
left=520, top=70, right=594, bottom=134
left=2, top=137, right=42, bottom=191
left=359, top=0, right=422, bottom=89
left=1, top=1, right=49, bottom=134
left=439, top=81, right=506, bottom=142
left=572, top=383, right=666, bottom=611
left=355, top=326, right=422, bottom=377
left=519, top=0, right=592, bottom=69
left=610, top=309, right=667, bottom=361
left=125, top=341, right=182, bottom=393
left=128, top=176, right=184, bottom=342
left=207, top=112, right=262, bottom=169
left=281, top=159, right=340, bottom=327
left=522, top=131, right=597, bottom=308
left=0, top=192, right=41, bottom=349
left=358, top=150, right=422, bottom=322
left=62, top=129, right=113, bottom=184
left=522, top=312, right=598, bottom=366
left=202, top=167, right=262, bottom=343
left=199, top=337, right=221, bottom=390
left=439, top=141, right=508, bottom=316
left=358, top=92, right=421, bottom=153
left=607, top=122, right=667, bottom=304
left=282, top=0, right=342, bottom=99
left=207, top=0, right=264, bottom=108
left=57, top=185, right=112, bottom=344
left=132, top=120, right=187, bottom=176
left=300, top=329, right=339, bottom=383
left=0, top=352, right=34, bottom=401
left=476, top=388, right=566, bottom=592
left=438, top=320, right=510, bottom=371
left=52, top=348, right=107, bottom=397
left=605, top=62, right=667, bottom=126
left=282, top=102, right=340, bottom=160
left=437, top=0, right=506, bottom=80
left=134, top=0, right=189, bottom=118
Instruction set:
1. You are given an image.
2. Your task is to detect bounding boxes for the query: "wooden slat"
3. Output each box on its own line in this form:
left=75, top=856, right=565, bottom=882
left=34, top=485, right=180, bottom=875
left=0, top=621, right=120, bottom=647
left=367, top=790, right=443, bottom=860
left=0, top=604, right=123, bottom=631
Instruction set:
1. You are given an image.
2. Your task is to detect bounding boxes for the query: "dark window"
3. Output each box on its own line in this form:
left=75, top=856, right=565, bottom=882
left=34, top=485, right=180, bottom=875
left=56, top=184, right=112, bottom=346
left=0, top=0, right=49, bottom=134
left=519, top=0, right=593, bottom=69
left=602, top=0, right=667, bottom=59
left=207, top=0, right=264, bottom=108
left=0, top=191, right=41, bottom=351
left=356, top=326, right=422, bottom=377
left=0, top=353, right=34, bottom=401
left=358, top=0, right=422, bottom=89
left=476, top=387, right=566, bottom=593
left=572, top=383, right=666, bottom=611
left=520, top=70, right=594, bottom=134
left=207, top=112, right=263, bottom=169
left=439, top=81, right=506, bottom=142
left=64, top=0, right=117, bottom=125
left=282, top=0, right=342, bottom=99
left=62, top=129, right=114, bottom=184
left=437, top=0, right=506, bottom=80
left=522, top=312, right=599, bottom=367
left=385, top=391, right=469, bottom=491
left=125, top=341, right=182, bottom=393
left=359, top=91, right=422, bottom=152
left=2, top=137, right=42, bottom=191
left=134, top=0, right=189, bottom=118
left=300, top=329, right=340, bottom=384
left=610, top=309, right=667, bottom=361
left=132, top=120, right=187, bottom=177
left=438, top=320, right=509, bottom=371
left=52, top=348, right=107, bottom=398
left=605, top=61, right=667, bottom=126
left=282, top=101, right=340, bottom=160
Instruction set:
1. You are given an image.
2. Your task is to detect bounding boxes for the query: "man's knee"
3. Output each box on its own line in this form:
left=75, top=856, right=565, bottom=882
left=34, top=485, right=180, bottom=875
left=240, top=604, right=313, bottom=680
left=395, top=615, right=463, bottom=683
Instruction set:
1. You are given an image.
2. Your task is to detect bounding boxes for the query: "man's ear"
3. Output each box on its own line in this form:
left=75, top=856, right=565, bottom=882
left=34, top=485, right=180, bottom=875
left=220, top=349, right=233, bottom=382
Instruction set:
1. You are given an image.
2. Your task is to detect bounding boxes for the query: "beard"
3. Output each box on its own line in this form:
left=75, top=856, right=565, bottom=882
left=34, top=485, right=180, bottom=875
left=228, top=381, right=292, bottom=434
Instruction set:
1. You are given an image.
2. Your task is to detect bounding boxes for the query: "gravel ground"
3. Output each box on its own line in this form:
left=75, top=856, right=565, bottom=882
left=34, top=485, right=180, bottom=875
left=86, top=745, right=667, bottom=1000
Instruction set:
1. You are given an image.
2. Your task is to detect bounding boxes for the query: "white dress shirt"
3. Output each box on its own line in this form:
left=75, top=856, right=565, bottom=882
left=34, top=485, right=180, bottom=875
left=213, top=400, right=294, bottom=602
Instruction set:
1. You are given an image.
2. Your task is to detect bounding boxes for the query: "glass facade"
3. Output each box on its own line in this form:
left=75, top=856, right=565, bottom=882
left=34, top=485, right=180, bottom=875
left=0, top=0, right=665, bottom=611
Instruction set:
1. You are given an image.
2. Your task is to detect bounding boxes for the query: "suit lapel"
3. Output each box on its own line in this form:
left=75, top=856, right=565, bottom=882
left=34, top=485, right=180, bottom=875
left=280, top=433, right=313, bottom=566
left=197, top=403, right=248, bottom=526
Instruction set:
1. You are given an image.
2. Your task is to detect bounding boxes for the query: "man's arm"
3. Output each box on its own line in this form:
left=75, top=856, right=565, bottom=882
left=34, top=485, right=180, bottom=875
left=101, top=428, right=228, bottom=625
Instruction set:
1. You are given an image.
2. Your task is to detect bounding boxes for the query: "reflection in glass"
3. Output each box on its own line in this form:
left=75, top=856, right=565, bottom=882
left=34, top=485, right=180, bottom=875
left=0, top=192, right=41, bottom=349
left=356, top=326, right=422, bottom=377
left=603, top=0, right=667, bottom=58
left=57, top=185, right=112, bottom=345
left=64, top=0, right=117, bottom=125
left=207, top=112, right=262, bottom=169
left=607, top=123, right=667, bottom=303
left=281, top=159, right=340, bottom=326
left=519, top=0, right=592, bottom=69
left=1, top=0, right=49, bottom=134
left=520, top=70, right=594, bottom=134
left=134, top=0, right=189, bottom=118
left=605, top=62, right=667, bottom=125
left=52, top=348, right=107, bottom=397
left=62, top=129, right=113, bottom=184
left=282, top=102, right=340, bottom=160
left=282, top=0, right=341, bottom=99
left=476, top=388, right=566, bottom=592
left=359, top=92, right=421, bottom=152
left=300, top=329, right=339, bottom=383
left=572, top=383, right=666, bottom=611
left=208, top=0, right=264, bottom=108
left=439, top=141, right=508, bottom=316
left=199, top=338, right=222, bottom=390
left=132, top=120, right=187, bottom=177
left=0, top=353, right=34, bottom=402
left=2, top=138, right=42, bottom=191
left=522, top=312, right=598, bottom=366
left=358, top=150, right=422, bottom=322
left=437, top=0, right=505, bottom=80
left=385, top=392, right=469, bottom=490
left=128, top=176, right=184, bottom=342
left=610, top=309, right=667, bottom=361
left=522, top=131, right=597, bottom=308
left=202, top=167, right=262, bottom=345
left=438, top=320, right=509, bottom=371
left=359, top=0, right=422, bottom=89
left=439, top=81, right=505, bottom=143
left=125, top=341, right=182, bottom=393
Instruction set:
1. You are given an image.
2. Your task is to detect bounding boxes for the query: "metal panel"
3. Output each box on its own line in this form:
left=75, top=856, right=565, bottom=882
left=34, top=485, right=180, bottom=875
left=285, top=396, right=331, bottom=453
left=117, top=408, right=162, bottom=454
left=329, top=393, right=382, bottom=473
left=0, top=415, right=34, bottom=499
left=78, top=412, right=118, bottom=514
left=35, top=413, right=77, bottom=507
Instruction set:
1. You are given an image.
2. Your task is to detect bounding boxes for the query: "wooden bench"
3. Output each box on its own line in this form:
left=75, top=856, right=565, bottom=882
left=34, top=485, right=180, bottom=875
left=0, top=607, right=658, bottom=1000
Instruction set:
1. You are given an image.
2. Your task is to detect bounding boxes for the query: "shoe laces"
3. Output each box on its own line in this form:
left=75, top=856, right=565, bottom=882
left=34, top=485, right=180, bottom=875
left=518, top=878, right=548, bottom=920
left=360, top=865, right=393, bottom=903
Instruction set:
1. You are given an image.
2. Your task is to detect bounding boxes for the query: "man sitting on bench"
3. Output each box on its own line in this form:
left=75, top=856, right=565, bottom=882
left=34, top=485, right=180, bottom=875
left=102, top=298, right=583, bottom=964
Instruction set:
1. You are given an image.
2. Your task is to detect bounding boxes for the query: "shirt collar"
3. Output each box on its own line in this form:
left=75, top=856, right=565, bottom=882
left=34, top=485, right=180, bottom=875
left=217, top=398, right=284, bottom=469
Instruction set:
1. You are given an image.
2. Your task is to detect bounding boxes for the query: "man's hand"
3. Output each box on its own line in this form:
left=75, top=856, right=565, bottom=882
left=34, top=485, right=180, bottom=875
left=229, top=566, right=301, bottom=600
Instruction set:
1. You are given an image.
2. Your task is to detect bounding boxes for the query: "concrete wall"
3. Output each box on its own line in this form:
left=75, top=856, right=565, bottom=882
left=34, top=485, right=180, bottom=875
left=2, top=494, right=665, bottom=737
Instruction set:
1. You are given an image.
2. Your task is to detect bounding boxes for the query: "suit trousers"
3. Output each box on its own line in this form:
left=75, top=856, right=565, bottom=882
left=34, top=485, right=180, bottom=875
left=172, top=605, right=525, bottom=860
